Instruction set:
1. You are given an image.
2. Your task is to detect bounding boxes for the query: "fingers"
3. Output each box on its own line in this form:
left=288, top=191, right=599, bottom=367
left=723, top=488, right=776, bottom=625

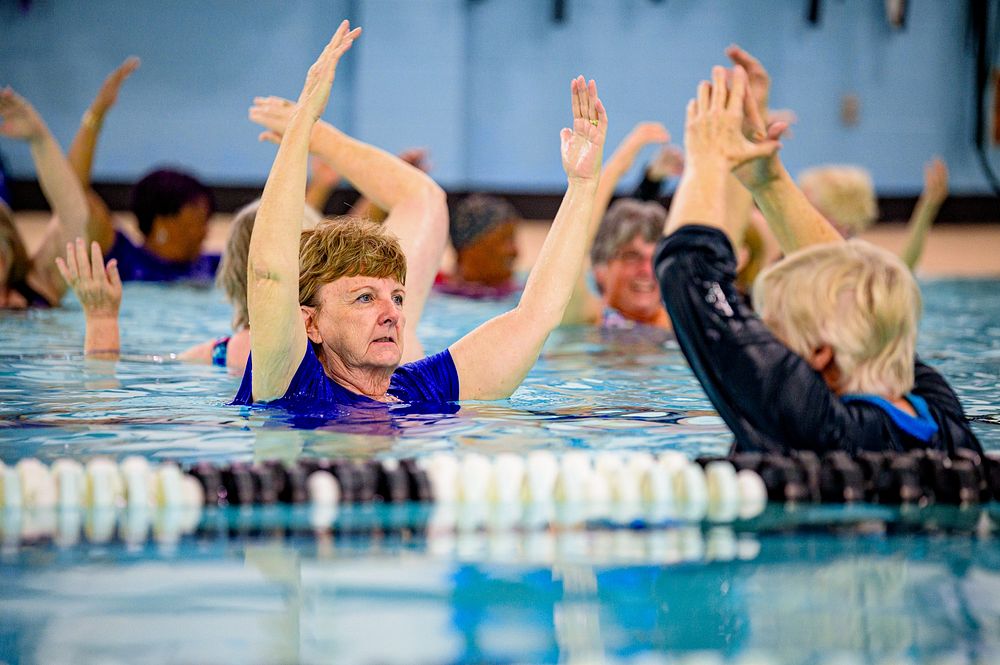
left=571, top=76, right=583, bottom=121
left=113, top=56, right=141, bottom=81
left=696, top=80, right=711, bottom=114
left=258, top=131, right=281, bottom=144
left=765, top=120, right=789, bottom=141
left=73, top=237, right=92, bottom=281
left=710, top=66, right=728, bottom=112
left=90, top=241, right=107, bottom=285
left=594, top=95, right=607, bottom=132
left=743, top=139, right=781, bottom=163
left=106, top=259, right=121, bottom=292
left=55, top=256, right=71, bottom=286
left=725, top=44, right=763, bottom=76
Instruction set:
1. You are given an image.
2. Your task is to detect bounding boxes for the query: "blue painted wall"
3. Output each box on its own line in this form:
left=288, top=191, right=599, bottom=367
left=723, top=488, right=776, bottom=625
left=1, top=0, right=997, bottom=194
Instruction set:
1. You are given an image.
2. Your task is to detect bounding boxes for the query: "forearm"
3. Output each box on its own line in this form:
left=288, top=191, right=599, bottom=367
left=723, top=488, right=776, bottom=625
left=590, top=140, right=644, bottom=234
left=67, top=109, right=104, bottom=187
left=900, top=195, right=941, bottom=269
left=304, top=178, right=336, bottom=214
left=310, top=122, right=436, bottom=211
left=452, top=178, right=598, bottom=400
left=749, top=163, right=843, bottom=253
left=247, top=114, right=313, bottom=399
left=249, top=117, right=313, bottom=284
left=520, top=179, right=599, bottom=327
left=29, top=130, right=90, bottom=244
left=664, top=159, right=731, bottom=244
left=83, top=317, right=120, bottom=360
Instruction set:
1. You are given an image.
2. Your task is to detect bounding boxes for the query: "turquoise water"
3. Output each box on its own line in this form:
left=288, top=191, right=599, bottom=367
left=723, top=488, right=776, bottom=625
left=1, top=278, right=999, bottom=663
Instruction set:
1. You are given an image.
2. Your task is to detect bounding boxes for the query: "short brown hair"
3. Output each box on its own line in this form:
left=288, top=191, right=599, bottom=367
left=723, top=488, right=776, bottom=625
left=298, top=216, right=407, bottom=308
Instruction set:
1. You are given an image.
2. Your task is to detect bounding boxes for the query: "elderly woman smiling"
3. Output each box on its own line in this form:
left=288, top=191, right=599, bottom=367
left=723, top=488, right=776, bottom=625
left=236, top=21, right=607, bottom=407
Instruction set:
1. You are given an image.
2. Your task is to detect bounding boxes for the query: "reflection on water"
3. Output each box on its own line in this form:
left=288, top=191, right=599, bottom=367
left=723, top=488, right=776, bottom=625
left=1, top=281, right=999, bottom=663
left=2, top=511, right=999, bottom=664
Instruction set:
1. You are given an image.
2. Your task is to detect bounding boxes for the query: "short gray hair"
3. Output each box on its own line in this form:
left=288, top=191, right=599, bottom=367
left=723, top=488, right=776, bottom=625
left=590, top=198, right=666, bottom=266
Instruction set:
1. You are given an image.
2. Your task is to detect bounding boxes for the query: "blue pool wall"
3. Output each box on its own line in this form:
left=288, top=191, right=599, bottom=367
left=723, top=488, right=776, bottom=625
left=1, top=0, right=998, bottom=194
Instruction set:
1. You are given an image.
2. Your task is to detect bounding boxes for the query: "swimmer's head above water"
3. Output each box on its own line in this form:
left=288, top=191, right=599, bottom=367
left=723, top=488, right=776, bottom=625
left=449, top=194, right=520, bottom=287
left=753, top=239, right=920, bottom=397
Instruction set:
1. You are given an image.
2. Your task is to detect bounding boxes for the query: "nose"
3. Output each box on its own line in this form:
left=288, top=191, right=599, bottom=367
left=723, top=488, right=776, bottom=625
left=378, top=298, right=400, bottom=327
left=637, top=255, right=654, bottom=279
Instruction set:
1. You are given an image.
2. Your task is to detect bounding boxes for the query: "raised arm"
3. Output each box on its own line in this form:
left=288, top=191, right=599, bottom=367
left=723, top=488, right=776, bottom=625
left=0, top=88, right=90, bottom=302
left=247, top=21, right=361, bottom=401
left=451, top=76, right=607, bottom=399
left=250, top=99, right=446, bottom=362
left=67, top=58, right=140, bottom=253
left=560, top=122, right=669, bottom=326
left=56, top=238, right=122, bottom=359
left=900, top=157, right=947, bottom=269
left=664, top=66, right=780, bottom=243
left=68, top=57, right=140, bottom=188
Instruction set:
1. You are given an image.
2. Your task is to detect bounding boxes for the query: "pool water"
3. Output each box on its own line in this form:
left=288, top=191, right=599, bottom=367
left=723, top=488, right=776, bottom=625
left=1, top=278, right=999, bottom=664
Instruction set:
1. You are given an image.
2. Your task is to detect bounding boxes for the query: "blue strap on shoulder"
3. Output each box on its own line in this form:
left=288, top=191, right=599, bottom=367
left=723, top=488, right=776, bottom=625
left=840, top=393, right=939, bottom=442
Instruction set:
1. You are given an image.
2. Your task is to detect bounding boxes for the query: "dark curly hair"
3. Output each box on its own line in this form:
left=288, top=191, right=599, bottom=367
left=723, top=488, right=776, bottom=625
left=130, top=169, right=215, bottom=236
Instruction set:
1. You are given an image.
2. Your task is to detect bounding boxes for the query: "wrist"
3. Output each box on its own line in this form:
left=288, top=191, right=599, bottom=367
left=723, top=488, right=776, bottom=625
left=81, top=108, right=105, bottom=129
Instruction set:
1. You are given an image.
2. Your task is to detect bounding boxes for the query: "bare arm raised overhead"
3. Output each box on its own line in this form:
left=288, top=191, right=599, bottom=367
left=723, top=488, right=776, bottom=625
left=561, top=121, right=668, bottom=326
left=900, top=157, right=947, bottom=270
left=250, top=93, right=446, bottom=362
left=67, top=57, right=140, bottom=252
left=0, top=88, right=90, bottom=304
left=450, top=76, right=608, bottom=399
left=247, top=20, right=362, bottom=401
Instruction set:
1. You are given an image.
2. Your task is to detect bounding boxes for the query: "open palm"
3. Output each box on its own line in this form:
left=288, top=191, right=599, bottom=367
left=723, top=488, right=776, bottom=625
left=561, top=76, right=607, bottom=181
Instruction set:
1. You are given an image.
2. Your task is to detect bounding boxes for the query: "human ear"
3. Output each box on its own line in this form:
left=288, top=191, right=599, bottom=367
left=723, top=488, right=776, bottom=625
left=301, top=306, right=323, bottom=344
left=592, top=264, right=608, bottom=293
left=809, top=344, right=842, bottom=392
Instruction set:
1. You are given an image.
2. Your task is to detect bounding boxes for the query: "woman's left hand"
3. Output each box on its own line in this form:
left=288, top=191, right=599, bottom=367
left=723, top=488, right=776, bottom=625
left=561, top=76, right=608, bottom=182
left=56, top=238, right=121, bottom=319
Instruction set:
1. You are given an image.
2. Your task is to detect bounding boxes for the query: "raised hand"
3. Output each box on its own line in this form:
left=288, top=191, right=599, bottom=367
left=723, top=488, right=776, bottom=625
left=561, top=76, right=608, bottom=181
left=249, top=95, right=296, bottom=145
left=398, top=147, right=431, bottom=173
left=685, top=66, right=780, bottom=171
left=90, top=57, right=140, bottom=116
left=725, top=45, right=770, bottom=121
left=0, top=87, right=47, bottom=143
left=625, top=121, right=669, bottom=150
left=296, top=20, right=361, bottom=122
left=647, top=144, right=685, bottom=181
left=310, top=155, right=341, bottom=188
left=56, top=238, right=121, bottom=319
left=922, top=157, right=949, bottom=205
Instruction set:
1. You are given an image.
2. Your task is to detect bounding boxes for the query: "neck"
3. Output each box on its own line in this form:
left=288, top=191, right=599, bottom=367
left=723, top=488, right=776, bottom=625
left=605, top=298, right=671, bottom=330
left=318, top=345, right=396, bottom=401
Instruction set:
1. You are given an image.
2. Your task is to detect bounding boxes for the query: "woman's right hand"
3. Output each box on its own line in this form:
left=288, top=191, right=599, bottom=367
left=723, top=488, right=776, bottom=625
left=250, top=20, right=361, bottom=144
left=0, top=87, right=47, bottom=144
left=56, top=238, right=121, bottom=320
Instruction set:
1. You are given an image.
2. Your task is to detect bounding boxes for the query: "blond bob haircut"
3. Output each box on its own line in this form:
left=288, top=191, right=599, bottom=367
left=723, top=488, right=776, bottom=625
left=217, top=200, right=321, bottom=331
left=752, top=240, right=921, bottom=398
left=298, top=216, right=407, bottom=309
left=798, top=165, right=878, bottom=236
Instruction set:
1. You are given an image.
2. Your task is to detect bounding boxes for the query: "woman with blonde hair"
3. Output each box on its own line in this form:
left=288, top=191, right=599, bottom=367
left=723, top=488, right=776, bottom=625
left=654, top=64, right=981, bottom=455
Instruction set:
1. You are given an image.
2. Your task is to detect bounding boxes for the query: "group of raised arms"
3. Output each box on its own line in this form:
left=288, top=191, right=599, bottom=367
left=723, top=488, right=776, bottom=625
left=0, top=19, right=980, bottom=457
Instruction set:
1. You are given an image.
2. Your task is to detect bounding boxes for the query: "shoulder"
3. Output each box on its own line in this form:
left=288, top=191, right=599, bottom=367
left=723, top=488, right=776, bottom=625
left=390, top=349, right=460, bottom=402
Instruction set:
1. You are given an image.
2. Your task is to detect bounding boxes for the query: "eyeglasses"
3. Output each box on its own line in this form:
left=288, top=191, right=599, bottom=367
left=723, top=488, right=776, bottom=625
left=613, top=249, right=651, bottom=267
